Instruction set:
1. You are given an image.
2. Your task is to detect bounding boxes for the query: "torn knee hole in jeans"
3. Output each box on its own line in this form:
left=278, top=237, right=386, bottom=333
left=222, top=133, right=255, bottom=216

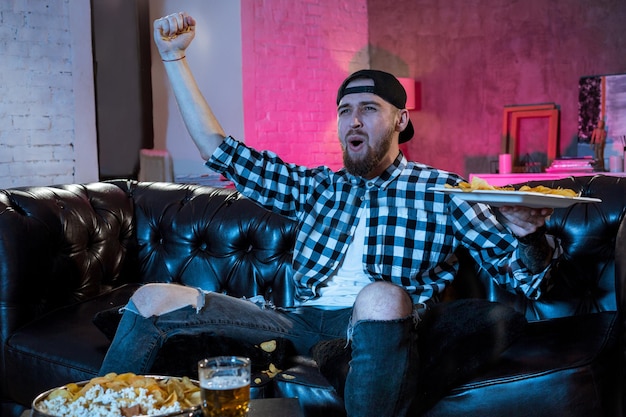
left=124, top=287, right=276, bottom=319
left=128, top=284, right=207, bottom=318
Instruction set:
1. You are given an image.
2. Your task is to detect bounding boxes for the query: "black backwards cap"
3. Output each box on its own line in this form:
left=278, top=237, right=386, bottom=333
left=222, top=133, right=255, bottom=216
left=336, top=69, right=414, bottom=143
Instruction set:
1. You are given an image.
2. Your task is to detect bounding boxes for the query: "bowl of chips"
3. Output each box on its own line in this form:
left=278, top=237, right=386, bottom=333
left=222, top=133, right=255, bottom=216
left=31, top=373, right=202, bottom=417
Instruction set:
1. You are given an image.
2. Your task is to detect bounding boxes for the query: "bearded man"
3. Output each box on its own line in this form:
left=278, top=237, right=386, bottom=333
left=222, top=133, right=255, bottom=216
left=100, top=12, right=557, bottom=417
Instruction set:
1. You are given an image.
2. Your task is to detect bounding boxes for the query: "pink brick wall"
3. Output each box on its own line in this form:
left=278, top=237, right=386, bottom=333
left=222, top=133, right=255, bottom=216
left=241, top=0, right=626, bottom=177
left=241, top=0, right=369, bottom=171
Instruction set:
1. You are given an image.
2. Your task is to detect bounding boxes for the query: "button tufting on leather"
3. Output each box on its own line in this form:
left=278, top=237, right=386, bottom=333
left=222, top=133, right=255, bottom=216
left=10, top=200, right=26, bottom=215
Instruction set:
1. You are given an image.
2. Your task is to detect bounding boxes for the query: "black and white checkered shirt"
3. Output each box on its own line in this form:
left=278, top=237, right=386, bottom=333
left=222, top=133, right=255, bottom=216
left=207, top=136, right=549, bottom=304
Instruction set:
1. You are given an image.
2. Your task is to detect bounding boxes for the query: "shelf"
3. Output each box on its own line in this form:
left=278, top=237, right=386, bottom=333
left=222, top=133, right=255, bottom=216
left=469, top=172, right=626, bottom=187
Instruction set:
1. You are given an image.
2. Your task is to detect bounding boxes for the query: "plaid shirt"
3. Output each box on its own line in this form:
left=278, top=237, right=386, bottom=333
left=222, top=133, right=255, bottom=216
left=207, top=136, right=549, bottom=304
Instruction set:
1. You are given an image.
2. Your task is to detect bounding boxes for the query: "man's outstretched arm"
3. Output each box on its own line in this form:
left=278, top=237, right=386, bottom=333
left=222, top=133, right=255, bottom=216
left=153, top=12, right=226, bottom=161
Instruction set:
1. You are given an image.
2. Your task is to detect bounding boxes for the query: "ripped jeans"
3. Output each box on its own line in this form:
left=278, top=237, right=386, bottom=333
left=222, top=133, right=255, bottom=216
left=100, top=292, right=351, bottom=373
left=99, top=291, right=420, bottom=417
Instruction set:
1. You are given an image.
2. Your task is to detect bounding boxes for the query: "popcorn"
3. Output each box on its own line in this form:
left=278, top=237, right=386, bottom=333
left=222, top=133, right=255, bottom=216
left=36, top=373, right=200, bottom=417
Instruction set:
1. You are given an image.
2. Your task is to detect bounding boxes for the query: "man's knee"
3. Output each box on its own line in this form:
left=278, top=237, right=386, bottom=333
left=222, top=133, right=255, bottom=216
left=352, top=281, right=413, bottom=323
left=131, top=283, right=204, bottom=318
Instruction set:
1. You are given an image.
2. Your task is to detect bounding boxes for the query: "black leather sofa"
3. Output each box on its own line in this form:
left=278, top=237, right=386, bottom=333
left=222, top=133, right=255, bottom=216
left=0, top=175, right=624, bottom=417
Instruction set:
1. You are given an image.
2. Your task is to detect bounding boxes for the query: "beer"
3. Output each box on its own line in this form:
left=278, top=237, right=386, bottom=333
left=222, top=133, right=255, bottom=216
left=199, top=356, right=251, bottom=417
left=200, top=376, right=250, bottom=417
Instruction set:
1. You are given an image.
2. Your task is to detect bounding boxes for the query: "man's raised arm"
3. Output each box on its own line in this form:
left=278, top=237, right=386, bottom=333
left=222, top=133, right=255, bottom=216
left=153, top=12, right=226, bottom=161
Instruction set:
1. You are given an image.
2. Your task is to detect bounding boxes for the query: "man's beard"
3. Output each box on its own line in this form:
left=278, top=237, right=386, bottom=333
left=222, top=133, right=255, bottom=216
left=343, top=127, right=394, bottom=177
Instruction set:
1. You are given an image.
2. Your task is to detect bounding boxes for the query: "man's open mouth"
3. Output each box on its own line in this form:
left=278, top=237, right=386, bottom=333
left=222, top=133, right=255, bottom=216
left=347, top=135, right=366, bottom=151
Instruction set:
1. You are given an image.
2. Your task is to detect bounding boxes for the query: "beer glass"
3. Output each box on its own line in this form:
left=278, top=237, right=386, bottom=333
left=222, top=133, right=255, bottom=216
left=198, top=356, right=251, bottom=417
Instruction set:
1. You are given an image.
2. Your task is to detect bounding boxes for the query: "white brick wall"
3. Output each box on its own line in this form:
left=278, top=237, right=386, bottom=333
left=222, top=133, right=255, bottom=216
left=0, top=0, right=79, bottom=188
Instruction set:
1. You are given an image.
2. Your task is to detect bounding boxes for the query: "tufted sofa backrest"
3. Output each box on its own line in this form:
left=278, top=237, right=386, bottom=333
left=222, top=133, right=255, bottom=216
left=453, top=175, right=626, bottom=321
left=0, top=183, right=136, bottom=317
left=109, top=180, right=299, bottom=307
left=0, top=175, right=623, bottom=357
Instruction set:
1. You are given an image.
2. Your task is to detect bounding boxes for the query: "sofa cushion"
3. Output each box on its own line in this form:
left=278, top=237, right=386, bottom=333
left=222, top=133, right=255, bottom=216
left=4, top=284, right=140, bottom=407
left=423, top=311, right=622, bottom=417
left=92, top=305, right=124, bottom=341
left=416, top=299, right=527, bottom=409
left=271, top=362, right=346, bottom=417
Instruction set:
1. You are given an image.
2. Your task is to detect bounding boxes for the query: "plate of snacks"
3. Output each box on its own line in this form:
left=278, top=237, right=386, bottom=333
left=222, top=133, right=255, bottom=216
left=31, top=373, right=202, bottom=417
left=429, top=177, right=601, bottom=208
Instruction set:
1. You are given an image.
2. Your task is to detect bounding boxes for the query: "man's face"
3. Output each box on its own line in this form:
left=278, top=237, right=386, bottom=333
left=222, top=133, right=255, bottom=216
left=337, top=78, right=402, bottom=179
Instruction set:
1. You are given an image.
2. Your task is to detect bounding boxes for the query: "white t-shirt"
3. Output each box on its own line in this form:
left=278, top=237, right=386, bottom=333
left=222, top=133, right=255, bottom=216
left=300, top=207, right=371, bottom=309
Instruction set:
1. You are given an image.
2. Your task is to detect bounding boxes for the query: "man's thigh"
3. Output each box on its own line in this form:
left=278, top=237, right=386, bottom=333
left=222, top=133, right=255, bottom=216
left=154, top=293, right=350, bottom=355
left=281, top=307, right=352, bottom=352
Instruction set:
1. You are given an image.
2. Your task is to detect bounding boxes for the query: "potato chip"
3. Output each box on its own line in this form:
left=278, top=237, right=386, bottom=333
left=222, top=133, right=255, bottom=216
left=262, top=363, right=282, bottom=378
left=446, top=176, right=578, bottom=197
left=259, top=340, right=277, bottom=353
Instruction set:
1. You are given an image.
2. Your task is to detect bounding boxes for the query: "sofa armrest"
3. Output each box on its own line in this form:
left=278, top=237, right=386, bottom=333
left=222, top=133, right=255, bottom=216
left=451, top=175, right=626, bottom=321
left=616, top=214, right=626, bottom=339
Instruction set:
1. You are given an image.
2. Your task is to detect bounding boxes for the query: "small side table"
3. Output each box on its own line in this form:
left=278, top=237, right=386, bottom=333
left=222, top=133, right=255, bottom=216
left=249, top=398, right=304, bottom=417
left=21, top=398, right=304, bottom=417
